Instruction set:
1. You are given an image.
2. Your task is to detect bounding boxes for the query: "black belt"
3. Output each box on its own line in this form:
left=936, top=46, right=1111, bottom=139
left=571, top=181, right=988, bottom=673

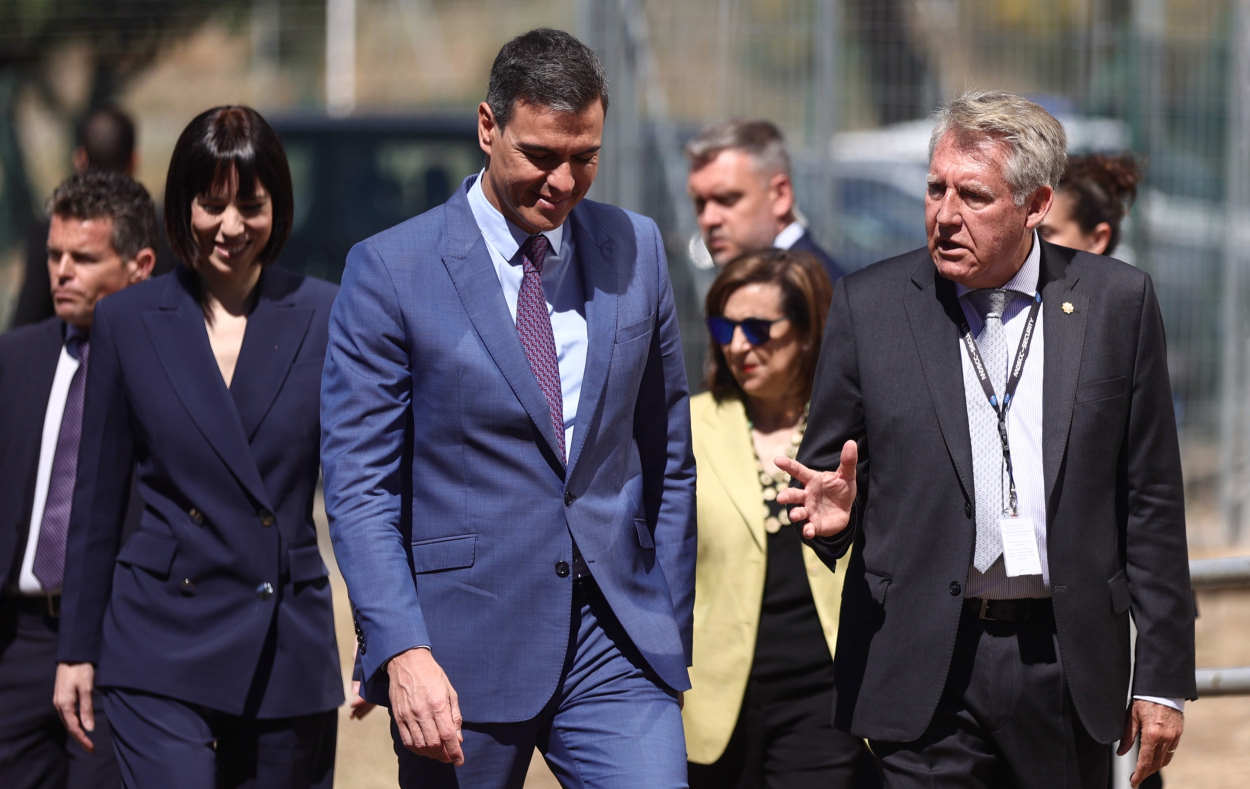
left=5, top=593, right=61, bottom=618
left=965, top=597, right=1052, bottom=625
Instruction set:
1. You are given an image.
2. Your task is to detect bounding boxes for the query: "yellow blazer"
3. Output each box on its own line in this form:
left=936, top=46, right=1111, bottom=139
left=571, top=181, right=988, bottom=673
left=682, top=392, right=849, bottom=764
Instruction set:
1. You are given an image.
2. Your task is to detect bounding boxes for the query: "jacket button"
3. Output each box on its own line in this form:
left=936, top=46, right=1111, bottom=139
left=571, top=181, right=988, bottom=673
left=555, top=561, right=570, bottom=578
left=256, top=581, right=275, bottom=599
left=949, top=581, right=962, bottom=596
left=180, top=577, right=195, bottom=594
left=964, top=501, right=973, bottom=518
left=188, top=507, right=204, bottom=525
left=564, top=491, right=575, bottom=506
left=258, top=509, right=276, bottom=527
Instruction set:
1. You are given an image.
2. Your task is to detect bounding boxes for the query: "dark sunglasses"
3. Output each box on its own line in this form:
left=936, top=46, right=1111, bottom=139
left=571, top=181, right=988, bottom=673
left=706, top=316, right=783, bottom=346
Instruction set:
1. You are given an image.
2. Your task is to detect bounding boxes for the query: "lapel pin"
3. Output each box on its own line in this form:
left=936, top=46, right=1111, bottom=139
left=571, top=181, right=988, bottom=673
left=1061, top=301, right=1075, bottom=314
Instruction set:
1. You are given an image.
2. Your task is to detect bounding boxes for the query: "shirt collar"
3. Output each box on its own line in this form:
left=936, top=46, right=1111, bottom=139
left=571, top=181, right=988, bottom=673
left=467, top=171, right=565, bottom=262
left=773, top=221, right=805, bottom=250
left=955, top=230, right=1041, bottom=300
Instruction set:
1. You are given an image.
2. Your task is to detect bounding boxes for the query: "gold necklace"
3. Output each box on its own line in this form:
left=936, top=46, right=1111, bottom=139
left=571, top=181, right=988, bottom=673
left=748, top=404, right=808, bottom=534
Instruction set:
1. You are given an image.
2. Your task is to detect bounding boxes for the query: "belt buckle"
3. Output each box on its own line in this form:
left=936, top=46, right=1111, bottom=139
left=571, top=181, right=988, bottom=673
left=976, top=598, right=995, bottom=622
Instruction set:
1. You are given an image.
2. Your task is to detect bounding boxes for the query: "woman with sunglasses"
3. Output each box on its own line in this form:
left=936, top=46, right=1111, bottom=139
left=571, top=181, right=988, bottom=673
left=684, top=249, right=879, bottom=788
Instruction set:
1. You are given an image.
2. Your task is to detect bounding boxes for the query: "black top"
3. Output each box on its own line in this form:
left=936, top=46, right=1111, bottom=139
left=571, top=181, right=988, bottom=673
left=751, top=493, right=834, bottom=683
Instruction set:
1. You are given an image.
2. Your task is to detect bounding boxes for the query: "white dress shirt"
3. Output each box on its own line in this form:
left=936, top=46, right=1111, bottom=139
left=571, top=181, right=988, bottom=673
left=467, top=173, right=588, bottom=459
left=18, top=341, right=82, bottom=595
left=956, top=232, right=1181, bottom=713
left=773, top=221, right=805, bottom=250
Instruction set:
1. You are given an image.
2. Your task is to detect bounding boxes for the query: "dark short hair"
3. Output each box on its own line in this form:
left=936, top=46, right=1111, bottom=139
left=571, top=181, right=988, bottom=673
left=46, top=170, right=157, bottom=260
left=685, top=119, right=791, bottom=177
left=75, top=106, right=136, bottom=172
left=703, top=248, right=833, bottom=404
left=1059, top=153, right=1141, bottom=256
left=163, top=105, right=293, bottom=268
left=486, top=28, right=608, bottom=128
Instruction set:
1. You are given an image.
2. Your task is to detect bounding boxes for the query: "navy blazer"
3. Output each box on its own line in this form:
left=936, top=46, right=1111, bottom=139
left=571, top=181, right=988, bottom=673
left=58, top=266, right=344, bottom=718
left=790, top=228, right=847, bottom=283
left=0, top=317, right=66, bottom=590
left=322, top=176, right=697, bottom=723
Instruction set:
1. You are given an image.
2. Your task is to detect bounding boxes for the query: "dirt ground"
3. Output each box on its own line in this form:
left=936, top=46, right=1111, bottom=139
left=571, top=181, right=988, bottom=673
left=320, top=507, right=1248, bottom=789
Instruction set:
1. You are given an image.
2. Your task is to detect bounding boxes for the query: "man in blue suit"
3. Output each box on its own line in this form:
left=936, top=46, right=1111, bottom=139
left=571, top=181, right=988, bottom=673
left=321, top=28, right=697, bottom=788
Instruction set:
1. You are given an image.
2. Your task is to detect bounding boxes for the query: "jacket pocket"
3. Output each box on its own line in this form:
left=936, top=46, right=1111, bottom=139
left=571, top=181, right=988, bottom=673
left=615, top=316, right=652, bottom=345
left=410, top=534, right=477, bottom=574
left=288, top=544, right=328, bottom=584
left=633, top=517, right=655, bottom=550
left=116, top=531, right=179, bottom=578
left=1107, top=569, right=1131, bottom=614
left=1076, top=376, right=1128, bottom=403
left=865, top=568, right=891, bottom=606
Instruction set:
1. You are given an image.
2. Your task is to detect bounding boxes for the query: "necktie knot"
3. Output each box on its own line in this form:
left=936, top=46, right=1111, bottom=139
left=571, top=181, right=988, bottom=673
left=969, top=288, right=1009, bottom=322
left=522, top=234, right=550, bottom=274
left=66, top=334, right=89, bottom=362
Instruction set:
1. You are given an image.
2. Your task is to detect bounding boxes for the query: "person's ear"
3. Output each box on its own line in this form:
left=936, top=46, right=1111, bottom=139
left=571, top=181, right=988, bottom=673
left=477, top=102, right=498, bottom=161
left=1023, top=185, right=1054, bottom=230
left=1090, top=222, right=1112, bottom=255
left=769, top=173, right=795, bottom=222
left=127, top=247, right=157, bottom=283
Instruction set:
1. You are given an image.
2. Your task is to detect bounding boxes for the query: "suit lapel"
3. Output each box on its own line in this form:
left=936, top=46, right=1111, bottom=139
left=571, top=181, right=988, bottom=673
left=439, top=186, right=566, bottom=469
left=141, top=270, right=273, bottom=509
left=229, top=268, right=314, bottom=441
left=1039, top=244, right=1086, bottom=509
left=565, top=205, right=617, bottom=473
left=698, top=398, right=767, bottom=550
left=903, top=255, right=975, bottom=502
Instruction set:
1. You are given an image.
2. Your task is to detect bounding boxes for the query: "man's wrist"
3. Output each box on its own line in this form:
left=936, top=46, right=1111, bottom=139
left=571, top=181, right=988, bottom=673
left=1133, top=694, right=1184, bottom=713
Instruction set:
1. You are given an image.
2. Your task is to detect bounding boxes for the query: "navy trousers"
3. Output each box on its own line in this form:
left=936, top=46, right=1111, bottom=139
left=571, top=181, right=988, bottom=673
left=393, top=580, right=688, bottom=788
left=0, top=599, right=120, bottom=789
left=101, top=688, right=336, bottom=789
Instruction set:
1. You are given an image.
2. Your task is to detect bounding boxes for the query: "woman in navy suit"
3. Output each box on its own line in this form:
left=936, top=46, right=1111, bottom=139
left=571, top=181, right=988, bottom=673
left=53, top=106, right=343, bottom=788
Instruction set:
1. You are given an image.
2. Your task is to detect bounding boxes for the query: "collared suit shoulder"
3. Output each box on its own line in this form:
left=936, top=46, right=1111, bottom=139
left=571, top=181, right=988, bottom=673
left=322, top=176, right=696, bottom=724
left=789, top=228, right=848, bottom=282
left=58, top=266, right=344, bottom=718
left=799, top=241, right=1194, bottom=743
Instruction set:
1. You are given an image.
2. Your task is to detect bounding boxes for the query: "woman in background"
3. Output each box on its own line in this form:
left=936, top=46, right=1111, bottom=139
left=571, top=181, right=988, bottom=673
left=54, top=106, right=343, bottom=788
left=1040, top=152, right=1141, bottom=256
left=684, top=248, right=879, bottom=789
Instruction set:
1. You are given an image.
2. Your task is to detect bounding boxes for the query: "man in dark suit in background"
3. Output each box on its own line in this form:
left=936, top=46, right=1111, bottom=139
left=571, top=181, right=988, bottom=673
left=322, top=28, right=696, bottom=788
left=0, top=171, right=155, bottom=788
left=686, top=118, right=846, bottom=281
left=777, top=91, right=1195, bottom=788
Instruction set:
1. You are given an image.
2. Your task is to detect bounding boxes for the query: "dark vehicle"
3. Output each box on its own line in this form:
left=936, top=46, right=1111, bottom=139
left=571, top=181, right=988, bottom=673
left=273, top=113, right=482, bottom=282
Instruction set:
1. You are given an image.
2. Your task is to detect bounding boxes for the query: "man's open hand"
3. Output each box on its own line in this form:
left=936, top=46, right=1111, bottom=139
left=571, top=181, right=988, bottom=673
left=388, top=647, right=464, bottom=765
left=776, top=440, right=858, bottom=539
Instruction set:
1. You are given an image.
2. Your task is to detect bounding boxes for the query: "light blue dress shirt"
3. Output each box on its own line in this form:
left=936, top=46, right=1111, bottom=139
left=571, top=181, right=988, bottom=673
left=467, top=173, right=588, bottom=459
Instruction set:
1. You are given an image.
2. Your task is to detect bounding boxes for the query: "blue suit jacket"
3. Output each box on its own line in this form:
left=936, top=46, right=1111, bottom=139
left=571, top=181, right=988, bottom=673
left=322, top=176, right=697, bottom=723
left=58, top=266, right=344, bottom=718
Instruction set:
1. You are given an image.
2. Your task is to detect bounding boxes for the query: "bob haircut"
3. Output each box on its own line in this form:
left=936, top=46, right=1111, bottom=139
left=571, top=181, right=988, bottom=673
left=164, top=105, right=293, bottom=269
left=703, top=248, right=833, bottom=405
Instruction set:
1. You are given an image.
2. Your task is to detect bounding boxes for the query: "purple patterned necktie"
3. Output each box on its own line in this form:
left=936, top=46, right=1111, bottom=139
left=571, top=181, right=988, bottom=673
left=33, top=334, right=89, bottom=589
left=515, top=234, right=565, bottom=461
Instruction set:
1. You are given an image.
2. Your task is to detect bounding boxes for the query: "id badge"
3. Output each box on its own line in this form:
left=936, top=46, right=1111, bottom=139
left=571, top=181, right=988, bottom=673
left=999, top=516, right=1043, bottom=577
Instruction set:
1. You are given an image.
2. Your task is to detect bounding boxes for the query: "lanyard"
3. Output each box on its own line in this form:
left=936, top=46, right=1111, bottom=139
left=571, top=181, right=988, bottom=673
left=959, top=292, right=1041, bottom=517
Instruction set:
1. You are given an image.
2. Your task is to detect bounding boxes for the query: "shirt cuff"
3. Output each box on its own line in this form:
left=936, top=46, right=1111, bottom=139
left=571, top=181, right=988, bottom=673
left=1133, top=695, right=1184, bottom=713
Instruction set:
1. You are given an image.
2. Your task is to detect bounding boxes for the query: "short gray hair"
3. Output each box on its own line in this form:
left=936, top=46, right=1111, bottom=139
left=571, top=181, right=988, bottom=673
left=685, top=119, right=791, bottom=177
left=929, top=90, right=1067, bottom=205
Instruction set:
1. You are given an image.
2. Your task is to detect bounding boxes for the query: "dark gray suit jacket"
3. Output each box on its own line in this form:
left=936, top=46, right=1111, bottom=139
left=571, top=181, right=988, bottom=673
left=800, top=241, right=1196, bottom=744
